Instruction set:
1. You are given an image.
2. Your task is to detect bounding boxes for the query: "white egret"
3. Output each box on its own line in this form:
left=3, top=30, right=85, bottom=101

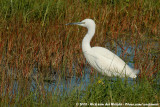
left=66, top=19, right=139, bottom=78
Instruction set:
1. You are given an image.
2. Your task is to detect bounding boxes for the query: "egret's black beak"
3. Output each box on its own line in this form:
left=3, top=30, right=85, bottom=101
left=66, top=22, right=85, bottom=25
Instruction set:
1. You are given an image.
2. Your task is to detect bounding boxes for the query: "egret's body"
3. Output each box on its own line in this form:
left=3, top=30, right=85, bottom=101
left=67, top=19, right=139, bottom=78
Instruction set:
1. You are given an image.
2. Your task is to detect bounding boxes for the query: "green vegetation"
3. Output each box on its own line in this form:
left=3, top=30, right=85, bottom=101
left=0, top=0, right=159, bottom=106
left=0, top=76, right=159, bottom=106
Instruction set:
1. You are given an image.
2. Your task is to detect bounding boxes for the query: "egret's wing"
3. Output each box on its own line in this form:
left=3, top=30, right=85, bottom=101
left=92, top=47, right=125, bottom=64
left=94, top=53, right=138, bottom=78
left=84, top=47, right=138, bottom=78
left=92, top=47, right=139, bottom=76
left=94, top=55, right=126, bottom=77
left=83, top=49, right=123, bottom=76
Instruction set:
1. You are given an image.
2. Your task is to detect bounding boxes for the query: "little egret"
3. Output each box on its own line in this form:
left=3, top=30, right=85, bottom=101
left=66, top=19, right=139, bottom=78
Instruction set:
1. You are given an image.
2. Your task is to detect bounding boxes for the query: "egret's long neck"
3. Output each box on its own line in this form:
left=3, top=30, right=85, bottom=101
left=82, top=27, right=95, bottom=52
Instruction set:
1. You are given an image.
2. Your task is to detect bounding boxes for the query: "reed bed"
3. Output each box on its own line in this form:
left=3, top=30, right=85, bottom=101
left=0, top=0, right=159, bottom=106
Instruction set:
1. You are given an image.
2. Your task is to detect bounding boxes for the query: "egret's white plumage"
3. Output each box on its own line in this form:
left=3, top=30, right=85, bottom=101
left=66, top=19, right=139, bottom=78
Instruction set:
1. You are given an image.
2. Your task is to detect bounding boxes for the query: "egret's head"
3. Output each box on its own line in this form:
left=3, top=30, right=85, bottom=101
left=66, top=19, right=96, bottom=29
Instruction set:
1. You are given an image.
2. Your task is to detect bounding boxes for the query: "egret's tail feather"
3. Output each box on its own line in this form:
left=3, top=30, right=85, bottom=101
left=130, top=69, right=140, bottom=78
left=134, top=69, right=140, bottom=75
